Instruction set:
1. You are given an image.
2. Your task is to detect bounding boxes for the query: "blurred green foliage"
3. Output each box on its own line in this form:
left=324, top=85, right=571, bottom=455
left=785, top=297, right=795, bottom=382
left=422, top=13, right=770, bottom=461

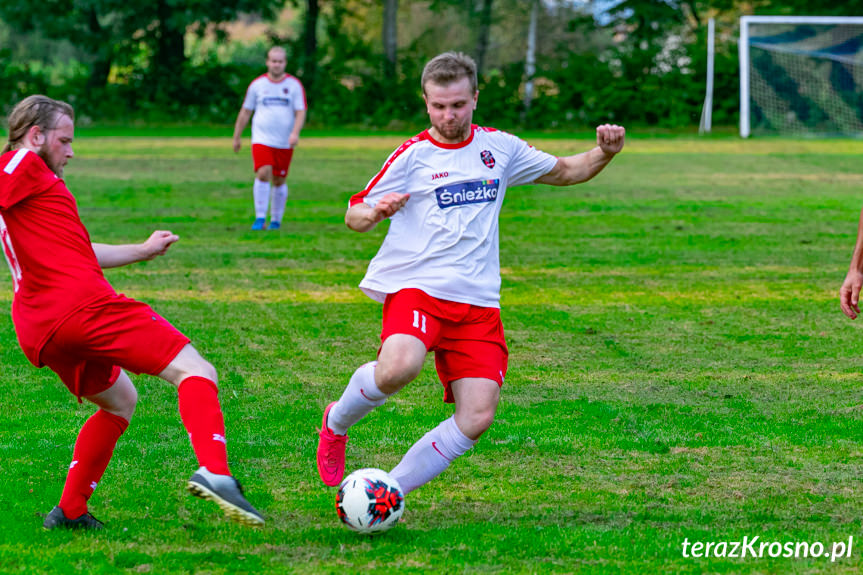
left=0, top=1, right=860, bottom=131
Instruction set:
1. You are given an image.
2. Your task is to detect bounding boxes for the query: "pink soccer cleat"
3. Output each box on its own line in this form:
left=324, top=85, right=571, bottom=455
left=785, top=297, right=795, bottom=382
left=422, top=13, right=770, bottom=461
left=316, top=402, right=348, bottom=486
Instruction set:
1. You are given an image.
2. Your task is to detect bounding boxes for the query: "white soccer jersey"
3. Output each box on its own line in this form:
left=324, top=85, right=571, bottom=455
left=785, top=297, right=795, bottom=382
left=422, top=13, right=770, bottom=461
left=351, top=125, right=558, bottom=308
left=242, top=74, right=306, bottom=149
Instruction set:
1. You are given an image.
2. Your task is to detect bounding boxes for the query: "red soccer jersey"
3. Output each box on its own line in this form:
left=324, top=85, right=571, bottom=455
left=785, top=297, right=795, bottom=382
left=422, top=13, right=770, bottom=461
left=0, top=149, right=115, bottom=366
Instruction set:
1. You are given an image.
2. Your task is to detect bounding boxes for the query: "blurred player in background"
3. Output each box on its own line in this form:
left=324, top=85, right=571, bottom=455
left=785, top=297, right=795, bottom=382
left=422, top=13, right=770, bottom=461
left=233, top=46, right=307, bottom=231
left=0, top=95, right=264, bottom=529
left=316, top=52, right=625, bottom=495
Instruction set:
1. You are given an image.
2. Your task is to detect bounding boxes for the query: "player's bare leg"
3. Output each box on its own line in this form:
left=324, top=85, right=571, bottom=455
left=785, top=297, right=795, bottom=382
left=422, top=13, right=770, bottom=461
left=374, top=334, right=427, bottom=395
left=159, top=344, right=264, bottom=526
left=317, top=334, right=426, bottom=486
left=87, top=370, right=139, bottom=421
left=451, top=377, right=500, bottom=441
left=44, top=372, right=137, bottom=530
left=390, top=378, right=499, bottom=495
left=158, top=343, right=218, bottom=386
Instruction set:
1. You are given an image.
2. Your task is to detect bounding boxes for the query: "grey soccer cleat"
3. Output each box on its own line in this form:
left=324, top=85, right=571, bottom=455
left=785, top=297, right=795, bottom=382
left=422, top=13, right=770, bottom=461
left=187, top=467, right=265, bottom=526
left=43, top=506, right=104, bottom=530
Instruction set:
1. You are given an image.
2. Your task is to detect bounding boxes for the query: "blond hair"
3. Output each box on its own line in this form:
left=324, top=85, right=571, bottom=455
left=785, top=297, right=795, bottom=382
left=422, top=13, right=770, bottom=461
left=3, top=95, right=74, bottom=155
left=421, top=52, right=478, bottom=95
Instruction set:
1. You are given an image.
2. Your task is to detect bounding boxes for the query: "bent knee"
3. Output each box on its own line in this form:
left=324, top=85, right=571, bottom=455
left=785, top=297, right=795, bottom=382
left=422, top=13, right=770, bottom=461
left=256, top=167, right=273, bottom=181
left=202, top=360, right=218, bottom=384
left=375, top=358, right=422, bottom=393
left=470, top=409, right=496, bottom=435
left=186, top=360, right=218, bottom=386
left=480, top=409, right=497, bottom=431
left=113, top=404, right=136, bottom=422
left=456, top=408, right=496, bottom=440
left=106, top=387, right=138, bottom=421
left=170, top=361, right=219, bottom=388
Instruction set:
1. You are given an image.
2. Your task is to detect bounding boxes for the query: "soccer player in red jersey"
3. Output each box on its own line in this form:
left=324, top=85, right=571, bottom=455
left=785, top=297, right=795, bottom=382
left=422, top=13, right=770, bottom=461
left=0, top=95, right=263, bottom=529
left=316, top=52, right=625, bottom=495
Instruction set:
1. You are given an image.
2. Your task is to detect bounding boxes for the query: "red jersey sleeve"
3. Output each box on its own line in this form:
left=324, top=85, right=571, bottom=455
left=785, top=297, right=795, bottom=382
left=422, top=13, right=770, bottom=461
left=0, top=150, right=59, bottom=209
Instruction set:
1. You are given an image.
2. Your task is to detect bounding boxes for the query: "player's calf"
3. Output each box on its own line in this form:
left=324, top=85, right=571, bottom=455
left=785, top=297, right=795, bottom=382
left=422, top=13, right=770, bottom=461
left=390, top=415, right=476, bottom=495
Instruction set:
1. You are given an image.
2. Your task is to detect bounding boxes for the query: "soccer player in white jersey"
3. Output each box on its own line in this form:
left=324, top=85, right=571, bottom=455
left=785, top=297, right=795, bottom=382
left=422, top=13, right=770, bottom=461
left=232, top=46, right=306, bottom=230
left=316, top=52, right=625, bottom=495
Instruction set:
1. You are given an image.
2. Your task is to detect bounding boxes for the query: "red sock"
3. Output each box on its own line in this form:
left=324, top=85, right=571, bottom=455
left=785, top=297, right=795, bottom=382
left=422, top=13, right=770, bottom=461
left=58, top=409, right=128, bottom=519
left=177, top=376, right=230, bottom=475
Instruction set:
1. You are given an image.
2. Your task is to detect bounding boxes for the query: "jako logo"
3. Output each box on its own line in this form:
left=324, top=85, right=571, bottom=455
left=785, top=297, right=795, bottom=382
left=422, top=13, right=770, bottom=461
left=431, top=171, right=449, bottom=180
left=435, top=179, right=500, bottom=208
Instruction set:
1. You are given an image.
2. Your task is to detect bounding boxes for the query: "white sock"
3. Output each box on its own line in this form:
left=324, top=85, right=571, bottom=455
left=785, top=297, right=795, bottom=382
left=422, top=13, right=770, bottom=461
left=390, top=416, right=476, bottom=495
left=270, top=184, right=288, bottom=223
left=327, top=362, right=388, bottom=435
left=253, top=180, right=270, bottom=218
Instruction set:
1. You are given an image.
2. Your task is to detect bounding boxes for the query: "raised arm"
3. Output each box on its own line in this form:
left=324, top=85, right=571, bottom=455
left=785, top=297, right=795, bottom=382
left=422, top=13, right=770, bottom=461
left=841, top=207, right=863, bottom=319
left=345, top=192, right=410, bottom=233
left=92, top=230, right=179, bottom=269
left=535, top=124, right=625, bottom=186
left=232, top=108, right=253, bottom=153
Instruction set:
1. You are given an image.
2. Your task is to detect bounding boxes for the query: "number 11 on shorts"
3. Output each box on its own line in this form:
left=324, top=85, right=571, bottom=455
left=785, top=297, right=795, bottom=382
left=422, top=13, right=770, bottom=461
left=412, top=310, right=427, bottom=334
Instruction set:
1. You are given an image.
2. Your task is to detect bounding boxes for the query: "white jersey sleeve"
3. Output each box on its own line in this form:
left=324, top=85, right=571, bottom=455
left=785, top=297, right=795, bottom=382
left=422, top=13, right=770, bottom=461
left=503, top=132, right=558, bottom=186
left=350, top=136, right=422, bottom=209
left=242, top=82, right=259, bottom=111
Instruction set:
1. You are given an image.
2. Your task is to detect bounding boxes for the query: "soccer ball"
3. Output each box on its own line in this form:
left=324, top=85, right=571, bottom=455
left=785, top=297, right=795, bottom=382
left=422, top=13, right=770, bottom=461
left=336, top=468, right=405, bottom=533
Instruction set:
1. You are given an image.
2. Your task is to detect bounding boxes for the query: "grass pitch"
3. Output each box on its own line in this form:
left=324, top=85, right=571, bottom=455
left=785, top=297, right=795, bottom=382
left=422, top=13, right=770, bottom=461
left=0, top=133, right=863, bottom=573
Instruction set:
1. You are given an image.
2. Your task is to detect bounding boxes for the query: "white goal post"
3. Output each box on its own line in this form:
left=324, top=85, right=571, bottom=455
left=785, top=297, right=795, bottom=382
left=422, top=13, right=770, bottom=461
left=739, top=15, right=863, bottom=137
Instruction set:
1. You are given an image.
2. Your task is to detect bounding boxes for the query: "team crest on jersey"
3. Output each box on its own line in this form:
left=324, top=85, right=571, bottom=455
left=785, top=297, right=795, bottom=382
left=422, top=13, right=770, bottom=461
left=480, top=150, right=495, bottom=169
left=435, top=179, right=500, bottom=209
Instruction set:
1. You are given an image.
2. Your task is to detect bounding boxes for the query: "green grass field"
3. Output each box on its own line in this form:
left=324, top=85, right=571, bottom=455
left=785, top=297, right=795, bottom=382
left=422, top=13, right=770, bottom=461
left=1, top=133, right=863, bottom=574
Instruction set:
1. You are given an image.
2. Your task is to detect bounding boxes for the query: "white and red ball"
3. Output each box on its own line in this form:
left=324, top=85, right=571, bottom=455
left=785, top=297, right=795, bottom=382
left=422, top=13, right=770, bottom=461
left=336, top=468, right=405, bottom=533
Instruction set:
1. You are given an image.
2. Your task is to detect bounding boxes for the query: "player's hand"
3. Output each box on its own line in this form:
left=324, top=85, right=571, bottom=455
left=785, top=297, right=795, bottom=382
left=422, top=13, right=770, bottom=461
left=232, top=137, right=241, bottom=153
left=141, top=230, right=179, bottom=260
left=841, top=270, right=863, bottom=319
left=289, top=132, right=300, bottom=148
left=597, top=124, right=625, bottom=156
left=371, top=192, right=410, bottom=223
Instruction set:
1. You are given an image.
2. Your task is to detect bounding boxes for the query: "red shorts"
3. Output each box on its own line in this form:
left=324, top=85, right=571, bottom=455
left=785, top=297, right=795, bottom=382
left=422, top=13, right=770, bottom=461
left=39, top=294, right=190, bottom=400
left=252, top=144, right=294, bottom=178
left=381, top=288, right=508, bottom=403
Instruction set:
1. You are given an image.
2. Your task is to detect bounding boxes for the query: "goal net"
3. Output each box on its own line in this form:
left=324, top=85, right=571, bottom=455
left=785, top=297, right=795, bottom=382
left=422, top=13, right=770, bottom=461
left=739, top=16, right=863, bottom=137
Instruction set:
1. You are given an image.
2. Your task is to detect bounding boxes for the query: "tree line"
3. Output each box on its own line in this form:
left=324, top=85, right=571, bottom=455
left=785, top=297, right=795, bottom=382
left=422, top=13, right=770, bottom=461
left=1, top=0, right=861, bottom=131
